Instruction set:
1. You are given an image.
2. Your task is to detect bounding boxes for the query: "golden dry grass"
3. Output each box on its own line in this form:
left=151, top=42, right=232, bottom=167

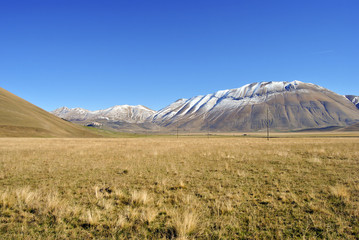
left=0, top=136, right=358, bottom=239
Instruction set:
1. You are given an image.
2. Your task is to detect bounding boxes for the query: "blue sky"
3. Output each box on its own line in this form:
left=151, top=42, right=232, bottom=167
left=1, top=0, right=358, bottom=111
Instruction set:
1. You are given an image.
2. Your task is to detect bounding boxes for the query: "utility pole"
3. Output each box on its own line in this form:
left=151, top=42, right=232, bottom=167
left=266, top=108, right=270, bottom=141
left=207, top=116, right=209, bottom=139
left=176, top=121, right=179, bottom=139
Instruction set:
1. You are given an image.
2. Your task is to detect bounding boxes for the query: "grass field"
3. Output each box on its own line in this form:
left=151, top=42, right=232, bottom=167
left=0, top=135, right=358, bottom=239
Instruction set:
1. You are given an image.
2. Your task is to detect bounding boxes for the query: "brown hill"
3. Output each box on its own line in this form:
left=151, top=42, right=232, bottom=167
left=0, top=87, right=101, bottom=137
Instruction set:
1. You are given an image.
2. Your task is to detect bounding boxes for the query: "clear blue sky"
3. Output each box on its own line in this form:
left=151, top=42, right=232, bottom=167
left=1, top=0, right=358, bottom=111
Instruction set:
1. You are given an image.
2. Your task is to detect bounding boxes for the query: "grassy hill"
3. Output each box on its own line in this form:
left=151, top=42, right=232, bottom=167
left=0, top=87, right=101, bottom=137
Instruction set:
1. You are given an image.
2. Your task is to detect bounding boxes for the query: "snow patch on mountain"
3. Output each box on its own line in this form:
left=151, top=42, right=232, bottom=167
left=151, top=99, right=187, bottom=121
left=150, top=81, right=318, bottom=122
left=345, top=95, right=359, bottom=109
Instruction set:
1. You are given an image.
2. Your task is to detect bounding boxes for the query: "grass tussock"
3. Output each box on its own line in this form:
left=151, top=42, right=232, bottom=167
left=172, top=209, right=198, bottom=239
left=131, top=190, right=150, bottom=206
left=0, top=137, right=358, bottom=239
left=330, top=184, right=350, bottom=200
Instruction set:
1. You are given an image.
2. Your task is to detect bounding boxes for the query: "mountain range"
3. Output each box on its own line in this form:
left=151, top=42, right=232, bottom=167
left=52, top=105, right=155, bottom=123
left=52, top=81, right=359, bottom=132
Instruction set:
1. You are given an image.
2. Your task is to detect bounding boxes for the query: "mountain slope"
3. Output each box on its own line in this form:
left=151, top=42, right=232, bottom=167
left=52, top=105, right=156, bottom=123
left=340, top=122, right=359, bottom=131
left=149, top=81, right=359, bottom=131
left=345, top=95, right=359, bottom=109
left=0, top=87, right=101, bottom=137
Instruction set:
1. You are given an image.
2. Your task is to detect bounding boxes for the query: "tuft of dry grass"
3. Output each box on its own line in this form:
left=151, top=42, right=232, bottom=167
left=131, top=190, right=150, bottom=206
left=308, top=156, right=322, bottom=164
left=172, top=209, right=198, bottom=239
left=330, top=185, right=350, bottom=200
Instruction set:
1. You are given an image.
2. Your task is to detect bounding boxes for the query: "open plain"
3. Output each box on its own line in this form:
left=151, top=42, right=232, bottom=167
left=0, top=134, right=358, bottom=239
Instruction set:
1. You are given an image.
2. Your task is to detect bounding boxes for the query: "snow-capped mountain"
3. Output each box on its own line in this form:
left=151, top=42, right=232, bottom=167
left=149, top=81, right=359, bottom=131
left=51, top=81, right=359, bottom=132
left=345, top=95, right=359, bottom=109
left=52, top=105, right=156, bottom=123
